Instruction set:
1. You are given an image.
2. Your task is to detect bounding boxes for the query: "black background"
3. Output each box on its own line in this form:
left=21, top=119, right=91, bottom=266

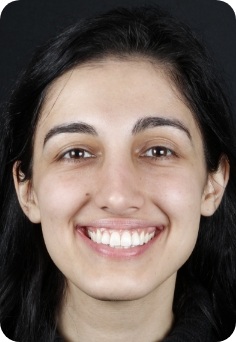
left=0, top=2, right=235, bottom=340
left=0, top=0, right=235, bottom=118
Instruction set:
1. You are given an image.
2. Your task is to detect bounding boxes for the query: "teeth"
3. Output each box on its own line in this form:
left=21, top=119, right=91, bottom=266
left=144, top=232, right=149, bottom=243
left=140, top=231, right=144, bottom=245
left=131, top=231, right=140, bottom=246
left=87, top=229, right=156, bottom=248
left=101, top=231, right=110, bottom=245
left=91, top=231, right=97, bottom=243
left=110, top=231, right=121, bottom=247
left=97, top=229, right=102, bottom=243
left=121, top=231, right=132, bottom=247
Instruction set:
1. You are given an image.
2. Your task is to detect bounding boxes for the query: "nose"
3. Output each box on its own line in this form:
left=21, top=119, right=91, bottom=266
left=93, top=159, right=145, bottom=216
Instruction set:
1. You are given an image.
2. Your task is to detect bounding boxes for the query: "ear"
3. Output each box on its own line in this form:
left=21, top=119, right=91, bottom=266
left=13, top=162, right=41, bottom=223
left=201, top=156, right=230, bottom=216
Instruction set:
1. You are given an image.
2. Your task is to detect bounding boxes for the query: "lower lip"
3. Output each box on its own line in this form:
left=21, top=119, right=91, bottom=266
left=76, top=227, right=163, bottom=259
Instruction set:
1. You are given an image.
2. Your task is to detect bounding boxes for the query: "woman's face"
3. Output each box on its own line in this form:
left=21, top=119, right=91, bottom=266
left=16, top=58, right=221, bottom=301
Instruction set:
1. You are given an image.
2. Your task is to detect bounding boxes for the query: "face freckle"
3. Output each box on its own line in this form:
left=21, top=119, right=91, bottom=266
left=27, top=58, right=211, bottom=302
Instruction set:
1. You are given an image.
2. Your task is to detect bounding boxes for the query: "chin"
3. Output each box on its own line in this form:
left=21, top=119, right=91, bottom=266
left=88, top=290, right=149, bottom=302
left=76, top=276, right=164, bottom=302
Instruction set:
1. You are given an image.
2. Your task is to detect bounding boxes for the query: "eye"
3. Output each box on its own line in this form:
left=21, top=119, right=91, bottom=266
left=143, top=146, right=175, bottom=158
left=62, top=148, right=94, bottom=160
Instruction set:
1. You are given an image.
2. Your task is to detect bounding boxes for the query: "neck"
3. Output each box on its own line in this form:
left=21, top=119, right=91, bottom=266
left=58, top=275, right=175, bottom=342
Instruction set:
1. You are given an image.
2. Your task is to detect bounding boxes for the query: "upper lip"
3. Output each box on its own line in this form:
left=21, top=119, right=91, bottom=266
left=76, top=218, right=165, bottom=230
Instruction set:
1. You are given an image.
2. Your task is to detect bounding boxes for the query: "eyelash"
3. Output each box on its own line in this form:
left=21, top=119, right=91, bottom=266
left=60, top=148, right=95, bottom=162
left=58, top=146, right=177, bottom=163
left=141, top=146, right=177, bottom=160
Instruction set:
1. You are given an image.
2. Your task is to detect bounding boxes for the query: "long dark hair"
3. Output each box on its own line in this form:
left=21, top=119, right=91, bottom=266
left=0, top=6, right=235, bottom=341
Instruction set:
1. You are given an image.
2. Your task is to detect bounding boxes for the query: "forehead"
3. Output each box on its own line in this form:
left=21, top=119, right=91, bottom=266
left=37, top=58, right=199, bottom=137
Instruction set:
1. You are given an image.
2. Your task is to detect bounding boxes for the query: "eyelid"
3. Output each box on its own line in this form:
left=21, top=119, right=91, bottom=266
left=137, top=136, right=179, bottom=155
left=141, top=145, right=178, bottom=159
left=144, top=146, right=175, bottom=157
left=58, top=147, right=96, bottom=161
left=64, top=149, right=92, bottom=158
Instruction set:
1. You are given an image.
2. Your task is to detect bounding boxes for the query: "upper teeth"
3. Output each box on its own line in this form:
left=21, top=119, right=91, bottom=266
left=87, top=229, right=155, bottom=248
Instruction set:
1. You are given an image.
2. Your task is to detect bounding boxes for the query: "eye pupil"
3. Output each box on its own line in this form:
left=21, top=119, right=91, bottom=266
left=153, top=147, right=167, bottom=156
left=70, top=150, right=84, bottom=158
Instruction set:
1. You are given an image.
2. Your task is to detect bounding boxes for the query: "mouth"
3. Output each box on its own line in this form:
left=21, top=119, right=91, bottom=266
left=86, top=227, right=160, bottom=248
left=76, top=219, right=164, bottom=255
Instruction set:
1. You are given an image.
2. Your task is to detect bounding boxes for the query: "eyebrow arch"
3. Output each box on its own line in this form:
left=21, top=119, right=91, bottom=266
left=132, top=116, right=192, bottom=140
left=43, top=122, right=98, bottom=146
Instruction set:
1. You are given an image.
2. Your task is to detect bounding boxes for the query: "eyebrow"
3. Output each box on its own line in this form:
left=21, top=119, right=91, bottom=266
left=132, top=116, right=192, bottom=140
left=43, top=122, right=98, bottom=146
left=43, top=116, right=192, bottom=147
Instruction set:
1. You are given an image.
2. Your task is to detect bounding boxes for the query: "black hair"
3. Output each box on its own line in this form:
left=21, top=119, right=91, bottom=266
left=0, top=6, right=235, bottom=342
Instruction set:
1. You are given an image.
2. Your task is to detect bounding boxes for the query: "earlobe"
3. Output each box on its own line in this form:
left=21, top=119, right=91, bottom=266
left=201, top=156, right=230, bottom=217
left=13, top=162, right=41, bottom=224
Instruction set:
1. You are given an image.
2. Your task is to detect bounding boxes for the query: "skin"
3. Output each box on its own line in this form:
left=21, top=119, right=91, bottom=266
left=14, top=58, right=229, bottom=341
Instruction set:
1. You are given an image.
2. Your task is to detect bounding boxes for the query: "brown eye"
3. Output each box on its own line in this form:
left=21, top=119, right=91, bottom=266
left=144, top=146, right=174, bottom=158
left=63, top=149, right=93, bottom=159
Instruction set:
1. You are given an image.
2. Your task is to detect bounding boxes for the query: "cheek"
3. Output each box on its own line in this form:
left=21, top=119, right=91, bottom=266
left=36, top=171, right=88, bottom=216
left=34, top=171, right=91, bottom=268
left=145, top=171, right=204, bottom=278
left=145, top=167, right=205, bottom=251
left=34, top=171, right=90, bottom=249
left=147, top=166, right=204, bottom=215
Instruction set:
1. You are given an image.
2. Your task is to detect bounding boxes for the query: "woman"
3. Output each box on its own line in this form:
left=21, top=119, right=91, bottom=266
left=0, top=6, right=235, bottom=342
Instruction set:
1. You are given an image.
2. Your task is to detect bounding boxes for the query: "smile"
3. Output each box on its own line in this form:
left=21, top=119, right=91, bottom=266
left=87, top=227, right=158, bottom=248
left=76, top=219, right=165, bottom=257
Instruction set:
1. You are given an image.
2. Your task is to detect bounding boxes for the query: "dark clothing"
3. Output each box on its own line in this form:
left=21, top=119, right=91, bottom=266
left=162, top=309, right=216, bottom=342
left=162, top=289, right=217, bottom=342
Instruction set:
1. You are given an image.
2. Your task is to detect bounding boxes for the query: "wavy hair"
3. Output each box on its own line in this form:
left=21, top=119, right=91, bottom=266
left=0, top=6, right=235, bottom=341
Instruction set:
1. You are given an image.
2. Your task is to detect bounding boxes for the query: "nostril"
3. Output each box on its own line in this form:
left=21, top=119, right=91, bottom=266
left=94, top=186, right=145, bottom=215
